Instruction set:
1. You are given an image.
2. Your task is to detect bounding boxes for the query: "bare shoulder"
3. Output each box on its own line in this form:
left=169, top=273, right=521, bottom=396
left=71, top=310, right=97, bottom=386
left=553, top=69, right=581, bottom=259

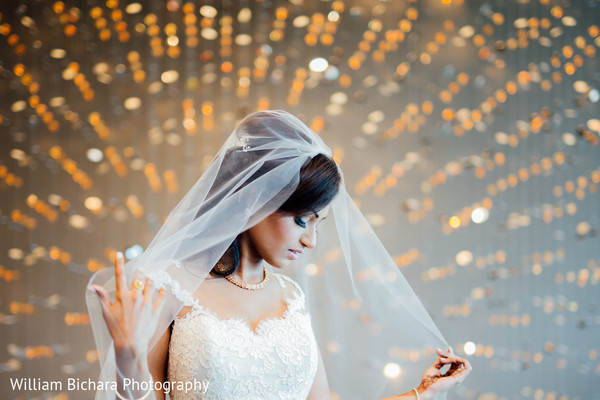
left=195, top=274, right=229, bottom=297
left=175, top=275, right=224, bottom=319
left=272, top=272, right=304, bottom=299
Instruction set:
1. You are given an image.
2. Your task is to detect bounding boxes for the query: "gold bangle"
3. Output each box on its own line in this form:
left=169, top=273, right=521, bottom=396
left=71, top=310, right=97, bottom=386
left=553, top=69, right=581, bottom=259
left=115, top=388, right=151, bottom=400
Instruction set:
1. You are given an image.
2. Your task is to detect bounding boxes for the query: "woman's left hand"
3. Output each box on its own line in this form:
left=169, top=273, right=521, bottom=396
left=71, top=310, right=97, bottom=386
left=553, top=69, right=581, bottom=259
left=416, top=347, right=472, bottom=399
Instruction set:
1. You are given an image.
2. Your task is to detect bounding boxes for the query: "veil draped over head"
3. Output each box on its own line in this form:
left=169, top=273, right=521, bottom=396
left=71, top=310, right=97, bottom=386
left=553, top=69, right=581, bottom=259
left=86, top=110, right=450, bottom=400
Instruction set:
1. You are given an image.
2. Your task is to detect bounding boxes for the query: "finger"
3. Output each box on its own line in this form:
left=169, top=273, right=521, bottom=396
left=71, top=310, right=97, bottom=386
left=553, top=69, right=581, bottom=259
left=142, top=277, right=154, bottom=305
left=89, top=285, right=119, bottom=332
left=440, top=356, right=466, bottom=364
left=132, top=268, right=142, bottom=281
left=463, top=359, right=472, bottom=370
left=447, top=361, right=471, bottom=379
left=436, top=347, right=458, bottom=358
left=441, top=359, right=459, bottom=370
left=90, top=285, right=111, bottom=307
left=436, top=349, right=465, bottom=363
left=130, top=269, right=143, bottom=301
left=152, top=287, right=166, bottom=313
left=440, top=359, right=461, bottom=368
left=454, top=365, right=472, bottom=381
left=436, top=348, right=451, bottom=359
left=114, top=252, right=127, bottom=302
left=433, top=358, right=445, bottom=368
left=443, top=361, right=460, bottom=373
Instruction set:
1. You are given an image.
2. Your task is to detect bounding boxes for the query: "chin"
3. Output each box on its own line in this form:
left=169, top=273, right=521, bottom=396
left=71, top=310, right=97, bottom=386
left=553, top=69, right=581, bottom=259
left=265, top=257, right=291, bottom=270
left=270, top=259, right=287, bottom=269
left=262, top=257, right=281, bottom=269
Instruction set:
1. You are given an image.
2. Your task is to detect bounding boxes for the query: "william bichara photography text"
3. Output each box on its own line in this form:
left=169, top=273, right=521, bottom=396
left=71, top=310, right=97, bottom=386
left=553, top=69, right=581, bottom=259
left=9, top=377, right=210, bottom=394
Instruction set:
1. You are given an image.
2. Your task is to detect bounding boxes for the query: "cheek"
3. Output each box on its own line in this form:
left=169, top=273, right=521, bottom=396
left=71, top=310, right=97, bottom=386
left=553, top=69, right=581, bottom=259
left=251, top=218, right=296, bottom=251
left=269, top=219, right=296, bottom=244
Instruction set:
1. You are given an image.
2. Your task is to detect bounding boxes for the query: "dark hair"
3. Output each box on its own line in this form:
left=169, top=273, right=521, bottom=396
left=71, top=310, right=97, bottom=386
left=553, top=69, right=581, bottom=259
left=211, top=153, right=341, bottom=276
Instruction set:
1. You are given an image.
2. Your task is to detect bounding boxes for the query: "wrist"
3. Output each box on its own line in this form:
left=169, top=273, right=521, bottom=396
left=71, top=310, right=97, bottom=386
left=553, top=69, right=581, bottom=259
left=116, top=387, right=152, bottom=400
left=415, top=385, right=434, bottom=400
left=114, top=343, right=147, bottom=361
left=115, top=349, right=150, bottom=376
left=410, top=387, right=420, bottom=400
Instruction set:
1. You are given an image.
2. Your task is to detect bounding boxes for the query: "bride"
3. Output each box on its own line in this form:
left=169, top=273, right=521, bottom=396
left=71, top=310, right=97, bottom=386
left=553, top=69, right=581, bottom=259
left=87, top=110, right=471, bottom=400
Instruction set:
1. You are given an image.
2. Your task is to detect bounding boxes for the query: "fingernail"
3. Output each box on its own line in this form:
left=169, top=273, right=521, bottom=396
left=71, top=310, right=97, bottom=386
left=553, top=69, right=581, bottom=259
left=436, top=347, right=442, bottom=352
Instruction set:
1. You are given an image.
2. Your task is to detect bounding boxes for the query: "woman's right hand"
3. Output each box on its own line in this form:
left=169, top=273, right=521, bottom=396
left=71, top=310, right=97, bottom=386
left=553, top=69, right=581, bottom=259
left=88, top=251, right=166, bottom=360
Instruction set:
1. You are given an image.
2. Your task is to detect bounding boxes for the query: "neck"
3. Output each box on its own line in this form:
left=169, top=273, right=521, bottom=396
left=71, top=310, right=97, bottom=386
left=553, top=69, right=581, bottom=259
left=234, top=234, right=266, bottom=284
left=235, top=260, right=265, bottom=284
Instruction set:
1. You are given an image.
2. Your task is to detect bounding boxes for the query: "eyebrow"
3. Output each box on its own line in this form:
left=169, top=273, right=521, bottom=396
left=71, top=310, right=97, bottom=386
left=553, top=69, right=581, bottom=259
left=313, top=211, right=327, bottom=220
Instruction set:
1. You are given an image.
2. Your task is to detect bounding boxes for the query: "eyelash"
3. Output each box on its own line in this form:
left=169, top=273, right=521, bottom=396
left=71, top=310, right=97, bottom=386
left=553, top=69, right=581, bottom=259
left=294, top=217, right=307, bottom=228
left=295, top=216, right=322, bottom=234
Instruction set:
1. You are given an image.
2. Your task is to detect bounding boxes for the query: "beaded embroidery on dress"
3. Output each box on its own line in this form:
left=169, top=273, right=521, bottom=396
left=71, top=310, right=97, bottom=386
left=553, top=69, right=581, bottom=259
left=166, top=272, right=319, bottom=400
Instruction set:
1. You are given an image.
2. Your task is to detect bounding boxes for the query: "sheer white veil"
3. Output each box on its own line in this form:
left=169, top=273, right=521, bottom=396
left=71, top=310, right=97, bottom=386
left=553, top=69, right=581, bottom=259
left=86, top=110, right=450, bottom=399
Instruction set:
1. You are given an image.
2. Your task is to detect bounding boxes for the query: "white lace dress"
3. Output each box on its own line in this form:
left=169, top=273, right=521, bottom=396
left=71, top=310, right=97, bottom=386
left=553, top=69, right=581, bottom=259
left=166, top=273, right=319, bottom=400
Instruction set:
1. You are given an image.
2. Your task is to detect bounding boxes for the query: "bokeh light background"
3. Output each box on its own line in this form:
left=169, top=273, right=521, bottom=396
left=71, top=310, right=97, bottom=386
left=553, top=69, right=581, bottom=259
left=1, top=0, right=599, bottom=399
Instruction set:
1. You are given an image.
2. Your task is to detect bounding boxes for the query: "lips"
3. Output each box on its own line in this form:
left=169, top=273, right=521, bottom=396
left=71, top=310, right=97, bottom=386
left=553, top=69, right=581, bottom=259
left=287, top=249, right=301, bottom=260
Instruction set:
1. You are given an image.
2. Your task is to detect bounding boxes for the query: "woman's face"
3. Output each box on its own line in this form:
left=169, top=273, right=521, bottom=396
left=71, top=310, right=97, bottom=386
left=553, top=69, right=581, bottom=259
left=244, top=205, right=330, bottom=268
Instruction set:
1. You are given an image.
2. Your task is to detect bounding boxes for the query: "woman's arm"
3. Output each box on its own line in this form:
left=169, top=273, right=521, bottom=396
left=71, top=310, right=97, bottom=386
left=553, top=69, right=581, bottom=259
left=306, top=346, right=330, bottom=399
left=383, top=348, right=472, bottom=400
left=89, top=251, right=167, bottom=399
left=146, top=326, right=171, bottom=400
left=306, top=346, right=421, bottom=400
left=379, top=391, right=421, bottom=400
left=307, top=347, right=470, bottom=400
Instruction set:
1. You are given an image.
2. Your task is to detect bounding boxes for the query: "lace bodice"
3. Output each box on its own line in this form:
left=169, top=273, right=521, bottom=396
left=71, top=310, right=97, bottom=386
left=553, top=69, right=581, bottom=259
left=166, top=273, right=319, bottom=400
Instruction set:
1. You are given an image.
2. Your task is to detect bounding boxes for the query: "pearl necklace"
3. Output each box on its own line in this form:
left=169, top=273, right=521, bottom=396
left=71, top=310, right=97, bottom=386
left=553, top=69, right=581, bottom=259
left=225, top=265, right=270, bottom=290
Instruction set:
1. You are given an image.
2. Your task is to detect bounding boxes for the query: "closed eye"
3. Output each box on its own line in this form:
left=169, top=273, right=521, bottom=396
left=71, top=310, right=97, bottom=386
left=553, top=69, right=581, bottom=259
left=295, top=211, right=328, bottom=229
left=294, top=216, right=307, bottom=228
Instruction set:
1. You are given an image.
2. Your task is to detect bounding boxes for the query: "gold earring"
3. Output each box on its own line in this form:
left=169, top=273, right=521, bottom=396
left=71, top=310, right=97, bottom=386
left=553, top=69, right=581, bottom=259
left=215, top=261, right=228, bottom=273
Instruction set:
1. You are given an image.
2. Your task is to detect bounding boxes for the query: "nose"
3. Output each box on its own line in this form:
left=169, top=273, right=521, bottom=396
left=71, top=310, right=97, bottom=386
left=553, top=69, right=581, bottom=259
left=300, top=225, right=317, bottom=249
